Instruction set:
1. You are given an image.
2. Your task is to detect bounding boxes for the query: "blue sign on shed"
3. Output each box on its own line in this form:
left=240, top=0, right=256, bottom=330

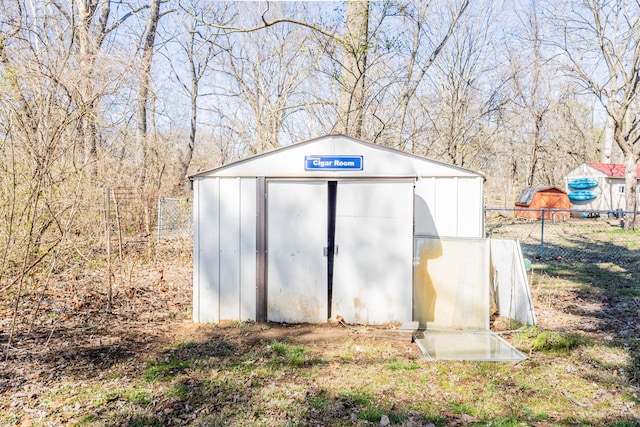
left=304, top=155, right=363, bottom=171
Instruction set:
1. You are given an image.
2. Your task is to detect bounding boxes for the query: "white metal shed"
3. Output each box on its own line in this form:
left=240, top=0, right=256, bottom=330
left=189, top=134, right=485, bottom=325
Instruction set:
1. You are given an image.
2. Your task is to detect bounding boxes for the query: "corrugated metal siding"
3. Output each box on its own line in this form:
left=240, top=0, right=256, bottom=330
left=240, top=179, right=257, bottom=320
left=219, top=179, right=241, bottom=321
left=456, top=178, right=483, bottom=237
left=193, top=177, right=257, bottom=323
left=415, top=177, right=483, bottom=238
left=194, top=177, right=221, bottom=323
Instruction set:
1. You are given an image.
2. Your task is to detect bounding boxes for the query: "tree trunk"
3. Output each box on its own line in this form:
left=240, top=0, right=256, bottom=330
left=75, top=0, right=103, bottom=180
left=602, top=114, right=614, bottom=163
left=527, top=115, right=543, bottom=187
left=623, top=153, right=639, bottom=230
left=174, top=33, right=198, bottom=195
left=137, top=0, right=161, bottom=187
left=335, top=1, right=368, bottom=138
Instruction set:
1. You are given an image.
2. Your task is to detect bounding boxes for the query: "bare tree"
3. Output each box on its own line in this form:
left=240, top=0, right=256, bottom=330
left=0, top=0, right=104, bottom=348
left=166, top=0, right=228, bottom=193
left=210, top=3, right=323, bottom=155
left=48, top=0, right=144, bottom=179
left=389, top=0, right=469, bottom=150
left=419, top=0, right=504, bottom=168
left=507, top=1, right=553, bottom=188
left=554, top=0, right=640, bottom=228
left=192, top=1, right=468, bottom=144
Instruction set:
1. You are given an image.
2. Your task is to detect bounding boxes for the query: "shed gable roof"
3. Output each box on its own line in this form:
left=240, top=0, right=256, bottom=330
left=586, top=162, right=640, bottom=177
left=516, top=186, right=566, bottom=206
left=189, top=134, right=483, bottom=179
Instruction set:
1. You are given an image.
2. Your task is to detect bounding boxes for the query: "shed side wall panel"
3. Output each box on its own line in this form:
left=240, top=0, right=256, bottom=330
left=219, top=178, right=241, bottom=320
left=192, top=180, right=200, bottom=322
left=240, top=178, right=257, bottom=320
left=434, top=178, right=458, bottom=237
left=415, top=177, right=483, bottom=238
left=607, top=178, right=627, bottom=211
left=456, top=178, right=483, bottom=238
left=197, top=178, right=221, bottom=323
left=415, top=178, right=438, bottom=236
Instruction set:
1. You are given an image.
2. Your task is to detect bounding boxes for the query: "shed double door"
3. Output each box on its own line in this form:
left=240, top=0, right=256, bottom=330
left=267, top=180, right=414, bottom=324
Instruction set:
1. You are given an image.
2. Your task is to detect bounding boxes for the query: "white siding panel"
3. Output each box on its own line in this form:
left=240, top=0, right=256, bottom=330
left=240, top=178, right=257, bottom=320
left=192, top=180, right=200, bottom=322
left=434, top=178, right=458, bottom=237
left=415, top=178, right=438, bottom=236
left=197, top=178, right=220, bottom=323
left=456, top=178, right=483, bottom=237
left=219, top=178, right=241, bottom=321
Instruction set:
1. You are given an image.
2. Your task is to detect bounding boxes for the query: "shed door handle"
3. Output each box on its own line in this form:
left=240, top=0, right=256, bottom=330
left=323, top=245, right=339, bottom=257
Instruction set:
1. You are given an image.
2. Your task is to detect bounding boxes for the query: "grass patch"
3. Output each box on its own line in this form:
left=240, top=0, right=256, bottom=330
left=167, top=381, right=192, bottom=399
left=515, top=326, right=592, bottom=353
left=143, top=358, right=190, bottom=382
left=484, top=413, right=529, bottom=426
left=308, top=390, right=329, bottom=410
left=77, top=414, right=98, bottom=425
left=386, top=358, right=420, bottom=371
left=608, top=421, right=640, bottom=427
left=92, top=390, right=120, bottom=406
left=531, top=330, right=592, bottom=352
left=424, top=415, right=448, bottom=427
left=269, top=341, right=323, bottom=366
left=340, top=390, right=403, bottom=424
left=582, top=345, right=632, bottom=370
left=123, top=387, right=153, bottom=406
left=449, top=401, right=478, bottom=416
left=175, top=340, right=198, bottom=350
left=341, top=390, right=372, bottom=406
left=619, top=288, right=640, bottom=297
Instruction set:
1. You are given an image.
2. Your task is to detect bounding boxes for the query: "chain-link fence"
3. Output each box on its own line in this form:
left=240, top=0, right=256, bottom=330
left=157, top=197, right=193, bottom=242
left=153, top=201, right=640, bottom=262
left=485, top=208, right=640, bottom=263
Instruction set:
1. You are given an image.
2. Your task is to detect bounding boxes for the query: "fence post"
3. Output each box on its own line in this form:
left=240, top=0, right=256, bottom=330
left=105, top=187, right=112, bottom=312
left=157, top=196, right=163, bottom=244
left=540, top=209, right=545, bottom=258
